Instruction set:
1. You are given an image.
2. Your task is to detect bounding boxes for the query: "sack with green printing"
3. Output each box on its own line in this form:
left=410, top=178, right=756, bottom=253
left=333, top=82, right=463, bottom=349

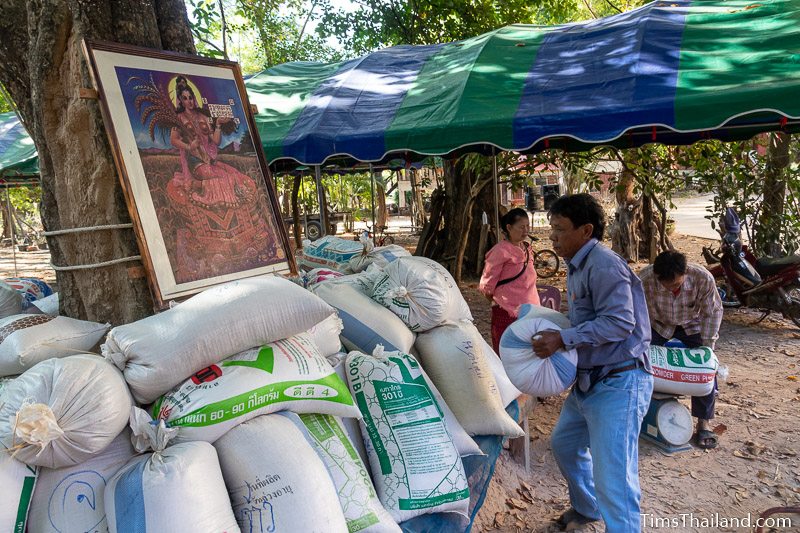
left=293, top=413, right=400, bottom=533
left=345, top=348, right=469, bottom=522
left=0, top=447, right=36, bottom=533
left=153, top=332, right=360, bottom=443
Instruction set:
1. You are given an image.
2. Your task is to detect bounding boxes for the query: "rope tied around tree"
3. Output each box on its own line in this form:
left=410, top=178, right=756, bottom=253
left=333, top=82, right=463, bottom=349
left=41, top=223, right=141, bottom=271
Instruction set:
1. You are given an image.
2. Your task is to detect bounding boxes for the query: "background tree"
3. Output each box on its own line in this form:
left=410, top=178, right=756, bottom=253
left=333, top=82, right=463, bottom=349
left=0, top=0, right=195, bottom=323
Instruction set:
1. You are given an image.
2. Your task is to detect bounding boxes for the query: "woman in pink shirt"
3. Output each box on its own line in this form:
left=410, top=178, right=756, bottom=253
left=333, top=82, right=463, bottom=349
left=479, top=208, right=540, bottom=352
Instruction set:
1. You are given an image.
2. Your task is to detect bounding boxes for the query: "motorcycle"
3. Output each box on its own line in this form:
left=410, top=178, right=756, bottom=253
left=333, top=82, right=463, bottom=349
left=702, top=208, right=800, bottom=329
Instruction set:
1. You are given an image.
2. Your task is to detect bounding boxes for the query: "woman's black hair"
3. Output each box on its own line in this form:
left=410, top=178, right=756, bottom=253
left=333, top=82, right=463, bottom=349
left=175, top=83, right=195, bottom=114
left=548, top=193, right=605, bottom=240
left=500, top=207, right=529, bottom=237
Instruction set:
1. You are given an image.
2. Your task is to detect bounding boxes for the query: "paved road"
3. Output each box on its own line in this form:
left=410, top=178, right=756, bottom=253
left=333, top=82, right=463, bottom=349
left=670, top=193, right=719, bottom=240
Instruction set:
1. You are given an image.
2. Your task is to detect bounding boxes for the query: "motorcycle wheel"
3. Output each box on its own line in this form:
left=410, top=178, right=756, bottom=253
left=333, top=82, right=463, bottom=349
left=717, top=282, right=741, bottom=308
left=787, top=286, right=800, bottom=329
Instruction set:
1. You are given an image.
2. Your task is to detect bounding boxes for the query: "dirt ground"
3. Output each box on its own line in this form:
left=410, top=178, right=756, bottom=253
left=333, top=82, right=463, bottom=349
left=2, top=231, right=798, bottom=532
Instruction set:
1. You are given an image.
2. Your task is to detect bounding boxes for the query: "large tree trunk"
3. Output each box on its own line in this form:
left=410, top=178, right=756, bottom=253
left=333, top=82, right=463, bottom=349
left=611, top=161, right=641, bottom=262
left=414, top=156, right=492, bottom=282
left=0, top=0, right=194, bottom=324
left=756, top=132, right=790, bottom=256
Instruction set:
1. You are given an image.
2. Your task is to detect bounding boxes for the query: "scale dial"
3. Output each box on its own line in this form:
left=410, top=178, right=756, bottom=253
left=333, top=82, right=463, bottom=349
left=656, top=400, right=693, bottom=446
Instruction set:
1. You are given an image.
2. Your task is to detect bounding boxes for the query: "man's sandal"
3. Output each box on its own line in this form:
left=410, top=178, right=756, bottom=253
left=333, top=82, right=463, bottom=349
left=555, top=508, right=600, bottom=531
left=694, top=429, right=719, bottom=450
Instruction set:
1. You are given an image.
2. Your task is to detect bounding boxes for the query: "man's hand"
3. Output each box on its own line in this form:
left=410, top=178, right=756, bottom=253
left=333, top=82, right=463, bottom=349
left=532, top=330, right=564, bottom=358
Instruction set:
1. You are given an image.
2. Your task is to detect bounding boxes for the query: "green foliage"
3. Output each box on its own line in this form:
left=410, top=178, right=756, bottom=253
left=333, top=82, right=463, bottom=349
left=688, top=137, right=800, bottom=255
left=315, top=0, right=647, bottom=55
left=187, top=0, right=341, bottom=72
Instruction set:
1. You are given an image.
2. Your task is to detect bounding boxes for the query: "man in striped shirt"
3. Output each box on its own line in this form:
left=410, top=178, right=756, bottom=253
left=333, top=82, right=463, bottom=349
left=640, top=250, right=723, bottom=449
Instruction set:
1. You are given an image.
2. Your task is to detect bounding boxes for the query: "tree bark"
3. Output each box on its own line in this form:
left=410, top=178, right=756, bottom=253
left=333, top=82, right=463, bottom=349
left=291, top=174, right=302, bottom=248
left=756, top=132, right=790, bottom=256
left=611, top=158, right=641, bottom=262
left=0, top=0, right=194, bottom=324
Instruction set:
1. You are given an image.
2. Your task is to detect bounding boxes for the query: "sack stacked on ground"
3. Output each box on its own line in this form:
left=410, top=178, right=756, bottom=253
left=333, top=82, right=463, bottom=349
left=0, top=279, right=24, bottom=318
left=31, top=293, right=59, bottom=316
left=28, top=429, right=136, bottom=533
left=299, top=235, right=370, bottom=272
left=307, top=313, right=344, bottom=356
left=102, top=277, right=335, bottom=404
left=478, top=337, right=521, bottom=407
left=415, top=322, right=523, bottom=437
left=0, top=314, right=109, bottom=376
left=313, top=282, right=416, bottom=354
left=346, top=349, right=470, bottom=522
left=0, top=355, right=131, bottom=468
left=370, top=257, right=472, bottom=332
left=649, top=345, right=718, bottom=396
left=349, top=245, right=410, bottom=273
left=215, top=413, right=348, bottom=533
left=105, top=408, right=239, bottom=533
left=152, top=333, right=359, bottom=444
left=293, top=413, right=400, bottom=533
left=0, top=449, right=36, bottom=533
left=500, top=317, right=578, bottom=397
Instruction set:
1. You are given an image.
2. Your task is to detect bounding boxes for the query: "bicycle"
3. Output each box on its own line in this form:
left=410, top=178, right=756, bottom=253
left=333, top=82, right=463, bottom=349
left=529, top=235, right=560, bottom=279
left=359, top=224, right=395, bottom=247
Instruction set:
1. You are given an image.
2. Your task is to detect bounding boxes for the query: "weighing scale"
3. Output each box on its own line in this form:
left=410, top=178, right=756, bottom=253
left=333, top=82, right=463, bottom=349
left=640, top=393, right=694, bottom=453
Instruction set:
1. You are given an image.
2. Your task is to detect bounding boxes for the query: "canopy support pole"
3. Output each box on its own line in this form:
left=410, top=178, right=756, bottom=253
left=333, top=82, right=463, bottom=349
left=369, top=163, right=376, bottom=246
left=314, top=165, right=327, bottom=238
left=6, top=189, right=17, bottom=277
left=493, top=153, right=501, bottom=243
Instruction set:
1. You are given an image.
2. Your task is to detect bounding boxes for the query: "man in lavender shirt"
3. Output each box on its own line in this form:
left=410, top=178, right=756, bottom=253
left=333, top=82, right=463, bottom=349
left=532, top=194, right=653, bottom=532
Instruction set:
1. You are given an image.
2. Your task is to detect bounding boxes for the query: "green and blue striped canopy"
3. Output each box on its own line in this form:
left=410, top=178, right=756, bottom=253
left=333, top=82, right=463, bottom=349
left=245, top=0, right=800, bottom=165
left=0, top=112, right=38, bottom=178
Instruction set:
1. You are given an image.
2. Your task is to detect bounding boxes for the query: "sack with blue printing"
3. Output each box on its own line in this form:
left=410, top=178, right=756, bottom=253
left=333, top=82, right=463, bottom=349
left=289, top=413, right=400, bottom=533
left=27, top=429, right=135, bottom=533
left=500, top=315, right=577, bottom=397
left=104, top=408, right=239, bottom=533
left=214, top=413, right=347, bottom=533
left=346, top=348, right=470, bottom=522
left=300, top=236, right=370, bottom=272
left=152, top=332, right=359, bottom=444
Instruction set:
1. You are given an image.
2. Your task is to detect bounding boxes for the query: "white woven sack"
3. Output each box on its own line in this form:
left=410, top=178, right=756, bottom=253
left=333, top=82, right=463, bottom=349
left=336, top=352, right=481, bottom=458
left=649, top=345, right=718, bottom=396
left=331, top=356, right=370, bottom=467
left=345, top=349, right=470, bottom=522
left=152, top=333, right=360, bottom=444
left=0, top=355, right=132, bottom=469
left=313, top=282, right=416, bottom=354
left=300, top=235, right=370, bottom=272
left=214, top=413, right=348, bottom=533
left=0, top=280, right=23, bottom=319
left=0, top=314, right=109, bottom=377
left=349, top=245, right=410, bottom=273
left=31, top=293, right=59, bottom=316
left=517, top=303, right=571, bottom=328
left=102, top=277, right=335, bottom=404
left=28, top=429, right=135, bottom=533
left=416, top=323, right=523, bottom=437
left=0, top=375, right=16, bottom=397
left=0, top=448, right=36, bottom=533
left=500, top=318, right=578, bottom=397
left=478, top=338, right=521, bottom=407
left=370, top=256, right=472, bottom=332
left=291, top=413, right=400, bottom=533
left=105, top=409, right=238, bottom=533
left=308, top=313, right=344, bottom=356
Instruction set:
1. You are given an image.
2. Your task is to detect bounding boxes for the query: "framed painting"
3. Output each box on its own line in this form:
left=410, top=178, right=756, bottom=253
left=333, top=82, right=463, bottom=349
left=83, top=40, right=294, bottom=308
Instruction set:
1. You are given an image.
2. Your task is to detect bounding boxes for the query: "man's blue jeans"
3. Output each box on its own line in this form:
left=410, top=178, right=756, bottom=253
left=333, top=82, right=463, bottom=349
left=551, top=362, right=653, bottom=533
